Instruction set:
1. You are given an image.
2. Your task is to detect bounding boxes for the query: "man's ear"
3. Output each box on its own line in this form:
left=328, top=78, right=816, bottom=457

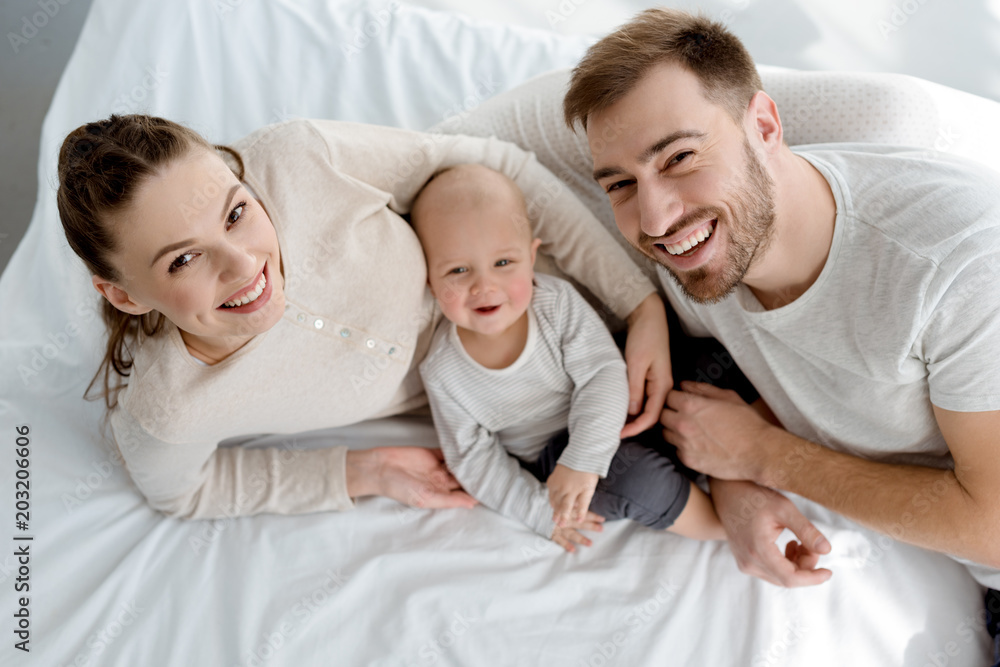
left=529, top=237, right=542, bottom=266
left=746, top=91, right=784, bottom=155
left=91, top=275, right=153, bottom=315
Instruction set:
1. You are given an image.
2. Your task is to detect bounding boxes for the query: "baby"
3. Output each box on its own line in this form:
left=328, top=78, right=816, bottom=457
left=413, top=164, right=724, bottom=551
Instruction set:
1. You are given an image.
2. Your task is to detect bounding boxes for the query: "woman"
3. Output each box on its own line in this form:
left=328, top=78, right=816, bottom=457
left=57, top=114, right=670, bottom=519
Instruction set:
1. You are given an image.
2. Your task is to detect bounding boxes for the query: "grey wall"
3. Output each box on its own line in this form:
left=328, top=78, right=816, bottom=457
left=0, top=0, right=93, bottom=277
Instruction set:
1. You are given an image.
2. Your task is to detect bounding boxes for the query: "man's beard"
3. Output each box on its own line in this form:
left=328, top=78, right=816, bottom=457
left=639, top=137, right=776, bottom=304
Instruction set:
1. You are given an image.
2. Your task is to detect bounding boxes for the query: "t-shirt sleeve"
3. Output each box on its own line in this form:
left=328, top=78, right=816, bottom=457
left=305, top=119, right=655, bottom=321
left=920, top=250, right=1000, bottom=412
left=110, top=406, right=355, bottom=519
left=551, top=283, right=630, bottom=477
left=421, top=372, right=556, bottom=538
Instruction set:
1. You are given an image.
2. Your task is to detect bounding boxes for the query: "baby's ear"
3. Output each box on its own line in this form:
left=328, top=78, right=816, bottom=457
left=529, top=238, right=542, bottom=265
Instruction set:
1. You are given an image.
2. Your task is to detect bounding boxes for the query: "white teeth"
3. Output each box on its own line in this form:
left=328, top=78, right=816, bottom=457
left=223, top=272, right=266, bottom=308
left=665, top=223, right=714, bottom=256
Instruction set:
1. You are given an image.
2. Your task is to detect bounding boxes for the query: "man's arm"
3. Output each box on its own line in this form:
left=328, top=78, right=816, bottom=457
left=663, top=381, right=1000, bottom=569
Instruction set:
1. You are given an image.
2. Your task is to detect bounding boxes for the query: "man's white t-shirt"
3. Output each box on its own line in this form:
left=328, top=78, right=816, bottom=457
left=659, top=143, right=1000, bottom=586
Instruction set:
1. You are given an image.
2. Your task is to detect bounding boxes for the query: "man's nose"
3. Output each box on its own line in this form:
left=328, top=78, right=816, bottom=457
left=638, top=183, right=685, bottom=239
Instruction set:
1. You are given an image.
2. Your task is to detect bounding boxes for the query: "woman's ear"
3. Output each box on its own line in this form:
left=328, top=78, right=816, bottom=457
left=91, top=275, right=153, bottom=315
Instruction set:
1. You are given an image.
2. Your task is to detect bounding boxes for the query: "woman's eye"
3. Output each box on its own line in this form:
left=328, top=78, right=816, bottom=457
left=168, top=252, right=195, bottom=273
left=495, top=259, right=510, bottom=267
left=227, top=202, right=246, bottom=227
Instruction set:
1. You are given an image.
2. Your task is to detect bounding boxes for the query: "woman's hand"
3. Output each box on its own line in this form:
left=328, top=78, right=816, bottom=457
left=621, top=293, right=673, bottom=438
left=346, top=447, right=478, bottom=509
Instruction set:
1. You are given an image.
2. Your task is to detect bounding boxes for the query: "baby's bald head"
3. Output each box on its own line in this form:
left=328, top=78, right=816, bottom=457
left=411, top=164, right=532, bottom=247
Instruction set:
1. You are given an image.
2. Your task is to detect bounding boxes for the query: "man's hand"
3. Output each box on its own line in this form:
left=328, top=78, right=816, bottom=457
left=547, top=464, right=599, bottom=526
left=661, top=381, right=774, bottom=482
left=348, top=447, right=478, bottom=509
left=712, top=478, right=832, bottom=587
left=622, top=293, right=673, bottom=438
left=551, top=511, right=606, bottom=553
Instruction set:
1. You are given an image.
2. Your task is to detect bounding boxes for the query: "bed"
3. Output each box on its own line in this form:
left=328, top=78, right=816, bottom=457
left=1, top=1, right=998, bottom=665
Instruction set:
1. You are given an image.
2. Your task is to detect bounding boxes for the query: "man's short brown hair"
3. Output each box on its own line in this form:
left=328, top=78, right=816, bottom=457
left=563, top=8, right=763, bottom=131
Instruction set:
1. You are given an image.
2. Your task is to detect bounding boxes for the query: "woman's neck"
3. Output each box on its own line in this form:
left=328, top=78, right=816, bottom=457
left=180, top=330, right=256, bottom=365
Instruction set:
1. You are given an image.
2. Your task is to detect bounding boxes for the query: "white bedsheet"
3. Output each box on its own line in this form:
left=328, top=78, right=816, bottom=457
left=0, top=1, right=990, bottom=665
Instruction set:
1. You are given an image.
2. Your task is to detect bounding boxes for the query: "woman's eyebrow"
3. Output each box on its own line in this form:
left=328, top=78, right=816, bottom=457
left=151, top=238, right=196, bottom=268
left=219, top=184, right=239, bottom=222
left=149, top=184, right=241, bottom=268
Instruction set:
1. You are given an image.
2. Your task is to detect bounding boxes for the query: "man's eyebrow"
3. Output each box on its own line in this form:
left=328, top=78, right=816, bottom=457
left=149, top=184, right=240, bottom=268
left=592, top=130, right=707, bottom=181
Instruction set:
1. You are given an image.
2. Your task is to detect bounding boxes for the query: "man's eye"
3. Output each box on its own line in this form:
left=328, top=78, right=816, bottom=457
left=669, top=151, right=693, bottom=166
left=607, top=179, right=634, bottom=193
left=495, top=259, right=510, bottom=267
left=169, top=252, right=195, bottom=273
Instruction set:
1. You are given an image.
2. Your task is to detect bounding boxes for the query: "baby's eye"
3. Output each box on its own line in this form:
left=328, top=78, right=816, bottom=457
left=168, top=252, right=196, bottom=273
left=495, top=259, right=511, bottom=267
left=448, top=267, right=467, bottom=275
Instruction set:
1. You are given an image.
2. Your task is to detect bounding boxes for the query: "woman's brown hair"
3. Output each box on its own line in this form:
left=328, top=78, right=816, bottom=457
left=56, top=114, right=244, bottom=410
left=563, top=8, right=763, bottom=131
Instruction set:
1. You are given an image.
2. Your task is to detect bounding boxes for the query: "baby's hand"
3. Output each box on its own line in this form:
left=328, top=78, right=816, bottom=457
left=551, top=511, right=605, bottom=553
left=547, top=464, right=599, bottom=527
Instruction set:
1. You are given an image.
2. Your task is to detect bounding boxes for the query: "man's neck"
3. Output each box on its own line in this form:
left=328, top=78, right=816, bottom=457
left=743, top=148, right=837, bottom=310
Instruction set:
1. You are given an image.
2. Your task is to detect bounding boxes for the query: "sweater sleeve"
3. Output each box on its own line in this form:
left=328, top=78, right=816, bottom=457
left=553, top=283, right=631, bottom=477
left=110, top=406, right=355, bottom=519
left=305, top=119, right=654, bottom=321
left=422, top=375, right=556, bottom=538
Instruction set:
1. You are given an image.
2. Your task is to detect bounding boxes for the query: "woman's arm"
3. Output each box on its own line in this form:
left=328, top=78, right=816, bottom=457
left=306, top=119, right=657, bottom=320
left=112, top=407, right=472, bottom=519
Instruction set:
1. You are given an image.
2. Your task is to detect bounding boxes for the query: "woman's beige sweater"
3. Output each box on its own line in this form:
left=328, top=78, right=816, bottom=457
left=111, top=119, right=655, bottom=519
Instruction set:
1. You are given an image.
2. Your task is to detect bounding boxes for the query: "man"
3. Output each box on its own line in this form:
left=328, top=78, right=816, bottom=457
left=563, top=6, right=1000, bottom=654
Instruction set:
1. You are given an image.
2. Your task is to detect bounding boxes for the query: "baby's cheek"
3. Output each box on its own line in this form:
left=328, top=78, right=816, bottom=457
left=510, top=276, right=535, bottom=310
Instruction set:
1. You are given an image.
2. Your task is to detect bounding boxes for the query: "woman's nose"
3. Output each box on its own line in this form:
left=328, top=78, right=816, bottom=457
left=218, top=244, right=258, bottom=286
